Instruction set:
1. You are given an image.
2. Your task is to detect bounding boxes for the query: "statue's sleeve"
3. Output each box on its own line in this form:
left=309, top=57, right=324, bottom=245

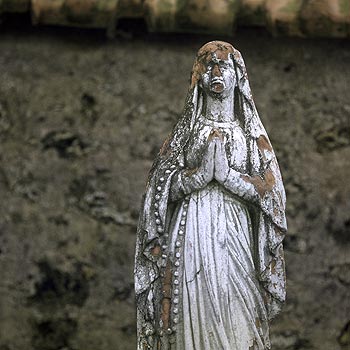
left=169, top=169, right=208, bottom=201
left=222, top=168, right=260, bottom=203
left=256, top=212, right=286, bottom=320
left=246, top=134, right=287, bottom=319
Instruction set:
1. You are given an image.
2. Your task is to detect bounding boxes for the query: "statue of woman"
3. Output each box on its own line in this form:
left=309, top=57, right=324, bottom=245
left=135, top=41, right=287, bottom=350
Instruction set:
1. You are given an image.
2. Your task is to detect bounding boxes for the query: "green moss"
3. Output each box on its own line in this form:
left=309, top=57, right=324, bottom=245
left=281, top=0, right=303, bottom=14
left=339, top=0, right=350, bottom=15
left=159, top=0, right=175, bottom=13
left=173, top=0, right=239, bottom=34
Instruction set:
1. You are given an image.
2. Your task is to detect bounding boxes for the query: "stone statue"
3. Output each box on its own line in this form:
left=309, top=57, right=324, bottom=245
left=135, top=41, right=287, bottom=350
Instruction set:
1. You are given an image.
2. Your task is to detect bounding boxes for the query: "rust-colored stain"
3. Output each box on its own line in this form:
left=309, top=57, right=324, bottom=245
left=262, top=291, right=269, bottom=304
left=270, top=259, right=276, bottom=274
left=151, top=244, right=161, bottom=257
left=240, top=135, right=277, bottom=198
left=241, top=168, right=276, bottom=198
left=191, top=41, right=235, bottom=89
left=161, top=260, right=172, bottom=329
left=257, top=134, right=272, bottom=152
left=159, top=132, right=172, bottom=157
left=274, top=226, right=283, bottom=236
left=208, top=128, right=224, bottom=141
left=184, top=167, right=199, bottom=177
left=255, top=317, right=261, bottom=328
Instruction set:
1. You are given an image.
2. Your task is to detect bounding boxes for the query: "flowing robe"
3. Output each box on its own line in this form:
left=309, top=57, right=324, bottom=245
left=135, top=81, right=286, bottom=350
left=168, top=117, right=270, bottom=349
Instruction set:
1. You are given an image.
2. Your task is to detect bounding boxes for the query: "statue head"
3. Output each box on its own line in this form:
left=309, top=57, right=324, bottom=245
left=157, top=40, right=265, bottom=159
left=191, top=41, right=236, bottom=98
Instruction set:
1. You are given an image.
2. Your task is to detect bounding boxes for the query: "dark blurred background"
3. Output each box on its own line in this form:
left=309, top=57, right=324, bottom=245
left=0, top=2, right=349, bottom=350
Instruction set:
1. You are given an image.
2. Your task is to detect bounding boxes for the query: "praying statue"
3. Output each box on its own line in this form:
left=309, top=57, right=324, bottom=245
left=135, top=41, right=287, bottom=350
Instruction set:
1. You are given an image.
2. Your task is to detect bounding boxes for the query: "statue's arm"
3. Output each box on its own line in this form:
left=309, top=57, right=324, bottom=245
left=170, top=170, right=203, bottom=201
left=214, top=138, right=260, bottom=203
left=220, top=168, right=260, bottom=203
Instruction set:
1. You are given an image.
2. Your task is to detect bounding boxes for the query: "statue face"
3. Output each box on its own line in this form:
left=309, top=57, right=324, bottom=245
left=200, top=52, right=236, bottom=98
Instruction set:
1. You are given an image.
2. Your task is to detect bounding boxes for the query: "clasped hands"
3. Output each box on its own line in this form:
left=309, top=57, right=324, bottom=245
left=190, top=129, right=233, bottom=187
left=177, top=129, right=252, bottom=200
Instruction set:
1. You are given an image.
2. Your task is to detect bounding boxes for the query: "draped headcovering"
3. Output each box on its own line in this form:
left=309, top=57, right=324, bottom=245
left=135, top=41, right=287, bottom=348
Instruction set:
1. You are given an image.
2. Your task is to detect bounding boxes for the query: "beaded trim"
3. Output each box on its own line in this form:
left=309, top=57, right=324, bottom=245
left=153, top=161, right=189, bottom=336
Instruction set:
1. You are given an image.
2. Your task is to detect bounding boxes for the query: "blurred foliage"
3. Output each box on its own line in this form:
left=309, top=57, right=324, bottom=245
left=0, top=0, right=350, bottom=37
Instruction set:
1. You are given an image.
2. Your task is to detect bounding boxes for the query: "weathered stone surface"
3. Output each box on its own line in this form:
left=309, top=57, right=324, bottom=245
left=0, top=28, right=349, bottom=350
left=0, top=0, right=29, bottom=12
left=338, top=320, right=350, bottom=348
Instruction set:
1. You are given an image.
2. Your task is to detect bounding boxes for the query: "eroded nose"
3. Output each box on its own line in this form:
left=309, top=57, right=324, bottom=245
left=212, top=64, right=221, bottom=78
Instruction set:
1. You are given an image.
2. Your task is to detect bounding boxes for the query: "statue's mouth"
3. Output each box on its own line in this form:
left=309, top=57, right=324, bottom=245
left=210, top=78, right=225, bottom=93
